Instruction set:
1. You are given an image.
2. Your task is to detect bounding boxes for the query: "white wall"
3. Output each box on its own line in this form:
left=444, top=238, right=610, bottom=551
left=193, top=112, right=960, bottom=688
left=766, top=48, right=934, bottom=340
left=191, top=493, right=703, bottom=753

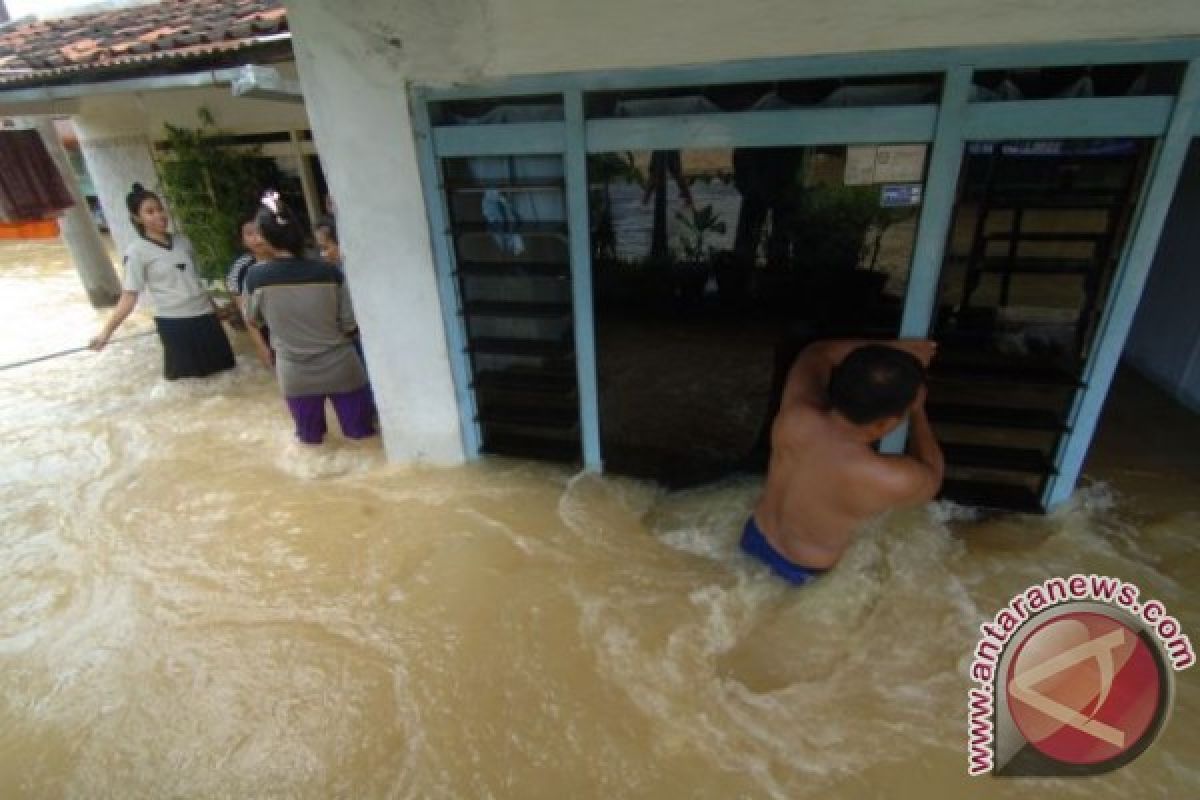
left=1126, top=141, right=1200, bottom=412
left=138, top=64, right=309, bottom=136
left=287, top=0, right=1200, bottom=88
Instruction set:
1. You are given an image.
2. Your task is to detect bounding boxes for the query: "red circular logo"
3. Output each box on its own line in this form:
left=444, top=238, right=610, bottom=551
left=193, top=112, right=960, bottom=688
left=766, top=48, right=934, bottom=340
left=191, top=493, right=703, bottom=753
left=1005, top=611, right=1163, bottom=766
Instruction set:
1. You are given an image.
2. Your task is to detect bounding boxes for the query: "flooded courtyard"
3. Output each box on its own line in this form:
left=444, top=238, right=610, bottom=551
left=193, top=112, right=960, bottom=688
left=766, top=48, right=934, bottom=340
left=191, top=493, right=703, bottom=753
left=1, top=240, right=1197, bottom=798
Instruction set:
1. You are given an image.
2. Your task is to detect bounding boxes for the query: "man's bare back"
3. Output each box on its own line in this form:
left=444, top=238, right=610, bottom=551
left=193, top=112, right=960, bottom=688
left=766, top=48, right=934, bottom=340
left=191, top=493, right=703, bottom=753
left=745, top=339, right=945, bottom=581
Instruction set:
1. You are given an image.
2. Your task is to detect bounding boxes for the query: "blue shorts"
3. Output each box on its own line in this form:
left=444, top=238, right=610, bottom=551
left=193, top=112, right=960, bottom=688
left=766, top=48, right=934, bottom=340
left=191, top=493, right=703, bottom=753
left=740, top=517, right=827, bottom=586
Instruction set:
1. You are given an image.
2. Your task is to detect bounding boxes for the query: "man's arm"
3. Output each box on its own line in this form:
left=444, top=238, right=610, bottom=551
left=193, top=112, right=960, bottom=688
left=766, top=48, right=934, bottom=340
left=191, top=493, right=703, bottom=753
left=867, top=385, right=945, bottom=507
left=903, top=386, right=945, bottom=503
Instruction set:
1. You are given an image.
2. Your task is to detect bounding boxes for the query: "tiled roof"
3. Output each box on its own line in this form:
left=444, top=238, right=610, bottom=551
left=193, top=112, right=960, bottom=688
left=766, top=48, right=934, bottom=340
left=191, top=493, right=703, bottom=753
left=0, top=0, right=288, bottom=87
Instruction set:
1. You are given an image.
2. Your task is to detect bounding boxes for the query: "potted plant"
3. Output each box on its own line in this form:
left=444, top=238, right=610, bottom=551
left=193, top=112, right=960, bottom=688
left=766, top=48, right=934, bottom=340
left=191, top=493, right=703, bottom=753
left=673, top=203, right=726, bottom=303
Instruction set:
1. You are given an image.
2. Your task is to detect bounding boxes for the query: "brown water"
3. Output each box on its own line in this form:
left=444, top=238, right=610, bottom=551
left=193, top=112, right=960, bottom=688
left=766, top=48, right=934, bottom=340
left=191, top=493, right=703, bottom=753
left=1, top=240, right=1197, bottom=799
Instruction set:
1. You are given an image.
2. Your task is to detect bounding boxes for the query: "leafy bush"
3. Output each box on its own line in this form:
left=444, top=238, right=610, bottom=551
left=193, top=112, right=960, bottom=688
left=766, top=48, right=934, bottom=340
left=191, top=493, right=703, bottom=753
left=791, top=184, right=879, bottom=272
left=157, top=109, right=284, bottom=288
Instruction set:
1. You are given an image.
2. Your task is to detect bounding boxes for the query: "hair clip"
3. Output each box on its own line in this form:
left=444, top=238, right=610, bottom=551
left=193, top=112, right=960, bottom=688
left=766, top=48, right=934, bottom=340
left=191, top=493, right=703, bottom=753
left=261, top=189, right=286, bottom=225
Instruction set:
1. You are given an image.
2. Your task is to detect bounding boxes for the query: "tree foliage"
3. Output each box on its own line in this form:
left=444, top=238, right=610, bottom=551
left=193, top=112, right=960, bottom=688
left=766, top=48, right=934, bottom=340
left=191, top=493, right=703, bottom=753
left=157, top=108, right=283, bottom=288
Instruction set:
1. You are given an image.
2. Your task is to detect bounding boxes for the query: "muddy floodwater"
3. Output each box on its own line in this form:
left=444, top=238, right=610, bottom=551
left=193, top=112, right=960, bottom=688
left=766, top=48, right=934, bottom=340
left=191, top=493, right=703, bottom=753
left=1, top=240, right=1198, bottom=798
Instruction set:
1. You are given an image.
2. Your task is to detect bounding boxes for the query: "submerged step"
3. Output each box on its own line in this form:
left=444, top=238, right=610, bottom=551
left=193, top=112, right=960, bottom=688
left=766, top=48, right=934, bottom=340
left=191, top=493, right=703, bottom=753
left=978, top=256, right=1096, bottom=275
left=932, top=354, right=1083, bottom=387
left=927, top=402, right=1066, bottom=431
left=939, top=479, right=1044, bottom=514
left=941, top=442, right=1057, bottom=475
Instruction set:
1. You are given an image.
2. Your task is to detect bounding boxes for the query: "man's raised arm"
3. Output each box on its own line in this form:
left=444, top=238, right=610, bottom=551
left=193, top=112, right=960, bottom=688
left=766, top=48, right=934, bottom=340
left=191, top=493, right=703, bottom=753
left=904, top=385, right=945, bottom=503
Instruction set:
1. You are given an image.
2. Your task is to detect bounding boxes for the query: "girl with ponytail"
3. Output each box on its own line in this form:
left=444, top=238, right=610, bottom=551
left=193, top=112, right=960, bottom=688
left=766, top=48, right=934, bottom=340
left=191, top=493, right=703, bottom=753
left=89, top=183, right=235, bottom=380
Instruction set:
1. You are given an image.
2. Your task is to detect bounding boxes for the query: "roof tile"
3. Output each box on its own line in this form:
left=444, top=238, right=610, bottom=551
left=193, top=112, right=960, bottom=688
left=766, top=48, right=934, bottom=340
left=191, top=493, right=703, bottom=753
left=0, top=0, right=287, bottom=86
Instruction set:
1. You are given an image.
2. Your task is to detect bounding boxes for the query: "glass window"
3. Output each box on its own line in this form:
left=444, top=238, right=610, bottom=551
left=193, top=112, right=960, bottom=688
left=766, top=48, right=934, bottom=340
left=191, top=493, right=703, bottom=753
left=430, top=95, right=563, bottom=126
left=589, top=144, right=928, bottom=483
left=585, top=74, right=942, bottom=118
left=971, top=63, right=1185, bottom=101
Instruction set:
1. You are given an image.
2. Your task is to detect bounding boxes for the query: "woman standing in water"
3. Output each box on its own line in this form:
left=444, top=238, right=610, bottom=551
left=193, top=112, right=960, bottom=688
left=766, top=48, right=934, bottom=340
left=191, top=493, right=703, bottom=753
left=90, top=183, right=235, bottom=379
left=245, top=191, right=375, bottom=445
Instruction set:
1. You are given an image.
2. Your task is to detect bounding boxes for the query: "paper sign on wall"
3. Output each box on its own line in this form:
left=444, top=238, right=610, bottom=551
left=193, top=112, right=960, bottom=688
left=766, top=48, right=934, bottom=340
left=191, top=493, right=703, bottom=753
left=874, top=145, right=927, bottom=183
left=844, top=146, right=878, bottom=185
left=845, top=145, right=926, bottom=185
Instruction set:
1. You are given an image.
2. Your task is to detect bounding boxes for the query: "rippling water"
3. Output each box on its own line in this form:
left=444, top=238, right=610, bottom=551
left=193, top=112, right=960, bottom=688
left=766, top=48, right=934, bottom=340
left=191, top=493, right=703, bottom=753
left=1, top=240, right=1197, bottom=798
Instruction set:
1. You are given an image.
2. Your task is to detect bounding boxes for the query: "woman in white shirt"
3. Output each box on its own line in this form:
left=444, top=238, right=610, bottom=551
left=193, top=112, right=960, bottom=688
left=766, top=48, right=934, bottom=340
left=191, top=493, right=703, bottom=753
left=90, top=183, right=235, bottom=380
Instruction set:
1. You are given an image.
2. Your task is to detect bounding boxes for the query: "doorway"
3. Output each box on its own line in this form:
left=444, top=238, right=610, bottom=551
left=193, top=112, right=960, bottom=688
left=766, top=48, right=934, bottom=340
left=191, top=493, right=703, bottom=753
left=589, top=144, right=929, bottom=486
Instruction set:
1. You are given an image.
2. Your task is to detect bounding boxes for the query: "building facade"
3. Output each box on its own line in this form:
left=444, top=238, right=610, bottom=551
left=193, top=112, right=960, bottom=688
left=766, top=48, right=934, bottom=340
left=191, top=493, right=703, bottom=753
left=6, top=1, right=1199, bottom=511
left=283, top=0, right=1200, bottom=512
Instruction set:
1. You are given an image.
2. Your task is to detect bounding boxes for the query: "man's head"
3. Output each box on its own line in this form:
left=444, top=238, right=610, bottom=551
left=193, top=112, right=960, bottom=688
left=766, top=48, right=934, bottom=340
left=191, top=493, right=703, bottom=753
left=828, top=345, right=925, bottom=439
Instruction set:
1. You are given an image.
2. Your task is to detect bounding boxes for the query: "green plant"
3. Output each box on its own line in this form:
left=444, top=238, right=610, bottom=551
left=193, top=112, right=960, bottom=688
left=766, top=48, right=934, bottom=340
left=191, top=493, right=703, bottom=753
left=589, top=152, right=645, bottom=262
left=156, top=108, right=284, bottom=288
left=864, top=205, right=919, bottom=270
left=589, top=151, right=644, bottom=188
left=674, top=203, right=726, bottom=263
left=790, top=184, right=879, bottom=272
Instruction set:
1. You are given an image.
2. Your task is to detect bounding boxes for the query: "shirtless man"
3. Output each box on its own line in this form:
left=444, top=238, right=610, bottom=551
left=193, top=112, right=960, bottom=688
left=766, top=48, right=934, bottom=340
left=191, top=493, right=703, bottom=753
left=743, top=339, right=944, bottom=585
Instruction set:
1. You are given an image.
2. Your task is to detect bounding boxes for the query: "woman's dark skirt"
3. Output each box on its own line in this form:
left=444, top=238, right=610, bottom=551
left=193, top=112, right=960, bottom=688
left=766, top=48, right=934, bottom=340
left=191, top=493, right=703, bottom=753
left=154, top=313, right=236, bottom=380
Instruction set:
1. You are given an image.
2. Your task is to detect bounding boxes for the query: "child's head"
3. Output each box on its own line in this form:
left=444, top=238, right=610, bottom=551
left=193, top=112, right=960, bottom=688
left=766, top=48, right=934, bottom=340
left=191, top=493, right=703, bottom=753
left=255, top=190, right=306, bottom=257
left=240, top=216, right=271, bottom=261
left=126, top=183, right=167, bottom=236
left=314, top=217, right=340, bottom=264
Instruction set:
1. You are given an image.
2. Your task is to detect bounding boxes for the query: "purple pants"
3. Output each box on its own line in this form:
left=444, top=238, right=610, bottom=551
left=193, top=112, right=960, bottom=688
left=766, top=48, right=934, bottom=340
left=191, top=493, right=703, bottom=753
left=285, top=385, right=376, bottom=444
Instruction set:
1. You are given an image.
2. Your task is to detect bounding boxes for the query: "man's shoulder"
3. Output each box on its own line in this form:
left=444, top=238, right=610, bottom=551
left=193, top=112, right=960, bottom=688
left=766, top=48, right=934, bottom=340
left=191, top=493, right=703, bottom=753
left=852, top=451, right=934, bottom=508
left=775, top=401, right=823, bottom=429
left=775, top=404, right=847, bottom=452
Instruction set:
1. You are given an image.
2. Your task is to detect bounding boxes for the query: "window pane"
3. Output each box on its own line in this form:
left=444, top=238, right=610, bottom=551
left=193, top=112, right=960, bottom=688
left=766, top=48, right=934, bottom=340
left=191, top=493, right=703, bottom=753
left=441, top=155, right=581, bottom=462
left=585, top=74, right=942, bottom=118
left=431, top=95, right=563, bottom=125
left=589, top=144, right=928, bottom=483
left=971, top=63, right=1184, bottom=101
left=928, top=137, right=1153, bottom=505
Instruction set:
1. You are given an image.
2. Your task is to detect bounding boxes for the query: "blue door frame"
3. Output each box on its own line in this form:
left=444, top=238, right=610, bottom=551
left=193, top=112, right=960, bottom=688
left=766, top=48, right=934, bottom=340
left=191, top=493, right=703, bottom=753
left=409, top=39, right=1200, bottom=508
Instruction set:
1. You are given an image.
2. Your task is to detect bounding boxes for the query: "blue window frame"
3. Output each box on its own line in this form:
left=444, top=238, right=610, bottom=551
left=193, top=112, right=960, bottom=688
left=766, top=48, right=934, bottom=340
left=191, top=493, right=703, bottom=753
left=410, top=39, right=1200, bottom=510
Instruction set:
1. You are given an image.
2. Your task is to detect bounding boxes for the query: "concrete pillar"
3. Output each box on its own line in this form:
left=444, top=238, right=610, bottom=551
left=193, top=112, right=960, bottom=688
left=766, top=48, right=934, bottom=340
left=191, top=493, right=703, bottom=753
left=287, top=1, right=466, bottom=465
left=72, top=105, right=160, bottom=260
left=32, top=118, right=122, bottom=308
